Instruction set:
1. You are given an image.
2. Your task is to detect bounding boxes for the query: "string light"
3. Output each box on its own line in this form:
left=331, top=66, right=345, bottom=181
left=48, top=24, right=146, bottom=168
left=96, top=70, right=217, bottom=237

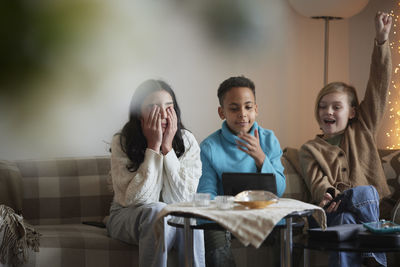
left=385, top=6, right=400, bottom=149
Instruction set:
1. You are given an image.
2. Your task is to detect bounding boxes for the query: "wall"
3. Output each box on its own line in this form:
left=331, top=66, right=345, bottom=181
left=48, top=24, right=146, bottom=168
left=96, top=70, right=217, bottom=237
left=0, top=0, right=376, bottom=160
left=349, top=0, right=399, bottom=149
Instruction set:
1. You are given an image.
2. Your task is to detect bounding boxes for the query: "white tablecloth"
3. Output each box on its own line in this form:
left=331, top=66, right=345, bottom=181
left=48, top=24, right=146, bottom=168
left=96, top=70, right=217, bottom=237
left=155, top=198, right=326, bottom=248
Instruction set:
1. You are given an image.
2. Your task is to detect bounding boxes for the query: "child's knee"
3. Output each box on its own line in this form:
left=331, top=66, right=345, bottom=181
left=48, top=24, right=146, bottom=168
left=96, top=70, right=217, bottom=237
left=357, top=185, right=379, bottom=200
left=140, top=202, right=167, bottom=225
left=145, top=202, right=167, bottom=217
left=349, top=185, right=378, bottom=199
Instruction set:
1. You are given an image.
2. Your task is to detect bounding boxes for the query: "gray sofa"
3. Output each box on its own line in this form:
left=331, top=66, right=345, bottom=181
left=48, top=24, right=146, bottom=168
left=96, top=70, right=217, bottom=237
left=1, top=148, right=400, bottom=267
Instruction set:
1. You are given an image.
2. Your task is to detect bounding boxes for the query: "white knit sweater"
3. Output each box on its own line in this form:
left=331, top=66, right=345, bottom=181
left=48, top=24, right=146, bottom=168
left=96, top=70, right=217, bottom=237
left=110, top=129, right=202, bottom=207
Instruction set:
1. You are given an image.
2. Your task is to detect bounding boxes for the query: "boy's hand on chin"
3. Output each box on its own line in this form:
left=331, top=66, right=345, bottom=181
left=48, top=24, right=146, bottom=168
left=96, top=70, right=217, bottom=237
left=236, top=129, right=266, bottom=169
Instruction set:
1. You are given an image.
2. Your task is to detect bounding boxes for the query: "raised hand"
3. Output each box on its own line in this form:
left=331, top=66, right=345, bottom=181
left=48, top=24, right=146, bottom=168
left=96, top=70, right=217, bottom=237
left=375, top=11, right=392, bottom=44
left=141, top=105, right=163, bottom=153
left=161, top=107, right=178, bottom=154
left=236, top=129, right=266, bottom=170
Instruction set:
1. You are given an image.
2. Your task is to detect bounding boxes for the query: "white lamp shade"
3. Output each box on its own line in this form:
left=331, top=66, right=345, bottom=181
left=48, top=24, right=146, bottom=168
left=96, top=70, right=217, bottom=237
left=288, top=0, right=369, bottom=18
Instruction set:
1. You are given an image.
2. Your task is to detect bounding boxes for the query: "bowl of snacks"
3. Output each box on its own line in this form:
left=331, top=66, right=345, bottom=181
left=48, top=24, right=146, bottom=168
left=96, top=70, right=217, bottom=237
left=234, top=190, right=278, bottom=209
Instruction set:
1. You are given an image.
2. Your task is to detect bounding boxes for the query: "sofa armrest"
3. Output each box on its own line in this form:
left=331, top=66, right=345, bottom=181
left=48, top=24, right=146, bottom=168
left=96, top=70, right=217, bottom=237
left=0, top=160, right=23, bottom=214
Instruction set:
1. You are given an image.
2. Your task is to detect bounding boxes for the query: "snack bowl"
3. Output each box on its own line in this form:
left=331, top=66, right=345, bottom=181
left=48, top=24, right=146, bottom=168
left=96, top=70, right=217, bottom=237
left=234, top=190, right=278, bottom=209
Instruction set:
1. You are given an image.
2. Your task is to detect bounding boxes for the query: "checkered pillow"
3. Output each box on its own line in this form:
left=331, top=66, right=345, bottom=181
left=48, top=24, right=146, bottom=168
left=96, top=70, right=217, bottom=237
left=379, top=149, right=400, bottom=197
left=379, top=149, right=400, bottom=221
left=17, top=157, right=113, bottom=225
left=281, top=148, right=311, bottom=202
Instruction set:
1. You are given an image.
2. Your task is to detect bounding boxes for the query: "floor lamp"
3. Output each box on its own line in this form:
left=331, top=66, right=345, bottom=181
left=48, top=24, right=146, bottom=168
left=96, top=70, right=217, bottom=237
left=288, top=0, right=370, bottom=85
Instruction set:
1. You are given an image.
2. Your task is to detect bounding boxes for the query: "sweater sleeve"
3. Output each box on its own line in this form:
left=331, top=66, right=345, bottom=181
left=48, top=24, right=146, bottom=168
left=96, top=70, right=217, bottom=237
left=110, top=135, right=163, bottom=206
left=259, top=132, right=286, bottom=197
left=358, top=40, right=392, bottom=134
left=161, top=130, right=202, bottom=203
left=299, top=145, right=340, bottom=204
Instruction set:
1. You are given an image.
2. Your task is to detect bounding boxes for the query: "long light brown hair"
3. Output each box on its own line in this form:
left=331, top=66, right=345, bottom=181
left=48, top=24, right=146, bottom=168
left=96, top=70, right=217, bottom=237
left=314, top=82, right=360, bottom=123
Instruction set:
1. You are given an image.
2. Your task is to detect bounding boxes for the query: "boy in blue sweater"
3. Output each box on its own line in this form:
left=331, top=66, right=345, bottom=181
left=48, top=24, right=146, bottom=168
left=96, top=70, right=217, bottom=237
left=197, top=76, right=286, bottom=267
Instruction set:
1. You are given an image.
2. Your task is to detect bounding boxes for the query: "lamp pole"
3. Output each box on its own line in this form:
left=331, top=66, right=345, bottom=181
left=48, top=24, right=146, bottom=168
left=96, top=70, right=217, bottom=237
left=312, top=16, right=343, bottom=85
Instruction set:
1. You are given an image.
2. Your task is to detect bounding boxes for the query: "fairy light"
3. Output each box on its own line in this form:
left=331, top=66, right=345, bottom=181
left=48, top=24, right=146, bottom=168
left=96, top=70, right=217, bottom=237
left=385, top=6, right=400, bottom=149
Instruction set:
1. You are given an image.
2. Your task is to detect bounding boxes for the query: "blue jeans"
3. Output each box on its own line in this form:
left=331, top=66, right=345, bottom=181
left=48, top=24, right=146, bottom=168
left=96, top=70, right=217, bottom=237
left=325, top=185, right=386, bottom=267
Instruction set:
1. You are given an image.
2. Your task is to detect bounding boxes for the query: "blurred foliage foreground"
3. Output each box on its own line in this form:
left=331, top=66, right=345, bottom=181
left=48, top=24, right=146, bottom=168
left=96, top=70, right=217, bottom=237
left=0, top=0, right=101, bottom=103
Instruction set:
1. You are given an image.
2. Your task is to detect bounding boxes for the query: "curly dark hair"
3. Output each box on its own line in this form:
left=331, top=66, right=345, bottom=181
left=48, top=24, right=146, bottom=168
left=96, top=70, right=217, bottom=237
left=217, top=76, right=256, bottom=106
left=119, top=79, right=186, bottom=171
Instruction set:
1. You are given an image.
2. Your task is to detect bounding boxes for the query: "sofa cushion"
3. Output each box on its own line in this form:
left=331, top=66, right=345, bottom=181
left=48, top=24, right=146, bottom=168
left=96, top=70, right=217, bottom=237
left=0, top=160, right=23, bottom=214
left=379, top=149, right=400, bottom=220
left=379, top=149, right=400, bottom=200
left=17, top=157, right=113, bottom=225
left=281, top=148, right=310, bottom=202
left=22, top=224, right=138, bottom=267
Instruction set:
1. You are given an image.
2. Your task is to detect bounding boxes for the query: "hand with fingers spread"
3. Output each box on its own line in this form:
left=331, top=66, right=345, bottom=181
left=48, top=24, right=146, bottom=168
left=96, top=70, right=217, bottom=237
left=161, top=107, right=178, bottom=154
left=141, top=105, right=163, bottom=153
left=236, top=129, right=266, bottom=170
left=375, top=11, right=392, bottom=44
left=319, top=192, right=341, bottom=213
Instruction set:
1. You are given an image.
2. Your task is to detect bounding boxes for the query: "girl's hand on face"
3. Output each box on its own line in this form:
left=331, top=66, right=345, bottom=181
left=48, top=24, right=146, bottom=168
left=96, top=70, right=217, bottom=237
left=375, top=11, right=392, bottom=44
left=236, top=129, right=266, bottom=170
left=141, top=105, right=163, bottom=153
left=161, top=107, right=178, bottom=155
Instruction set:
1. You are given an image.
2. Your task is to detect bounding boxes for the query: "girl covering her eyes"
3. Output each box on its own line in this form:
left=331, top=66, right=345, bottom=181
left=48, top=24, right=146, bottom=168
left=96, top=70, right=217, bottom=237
left=106, top=79, right=205, bottom=267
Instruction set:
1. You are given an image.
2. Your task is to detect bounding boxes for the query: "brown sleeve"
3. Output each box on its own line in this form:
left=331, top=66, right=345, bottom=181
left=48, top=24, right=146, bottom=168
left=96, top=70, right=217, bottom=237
left=358, top=40, right=392, bottom=135
left=299, top=146, right=340, bottom=204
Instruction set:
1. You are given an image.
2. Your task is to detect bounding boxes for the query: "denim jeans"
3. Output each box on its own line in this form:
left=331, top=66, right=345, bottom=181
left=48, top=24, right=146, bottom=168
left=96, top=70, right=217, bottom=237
left=325, top=185, right=386, bottom=267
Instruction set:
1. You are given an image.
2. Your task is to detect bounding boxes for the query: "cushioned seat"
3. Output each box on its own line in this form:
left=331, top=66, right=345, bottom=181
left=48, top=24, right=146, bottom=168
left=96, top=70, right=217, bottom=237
left=35, top=224, right=133, bottom=250
left=23, top=224, right=138, bottom=267
left=2, top=149, right=400, bottom=267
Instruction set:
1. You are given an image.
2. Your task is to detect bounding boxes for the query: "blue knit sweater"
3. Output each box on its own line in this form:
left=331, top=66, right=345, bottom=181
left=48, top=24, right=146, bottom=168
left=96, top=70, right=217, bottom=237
left=197, top=121, right=286, bottom=198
